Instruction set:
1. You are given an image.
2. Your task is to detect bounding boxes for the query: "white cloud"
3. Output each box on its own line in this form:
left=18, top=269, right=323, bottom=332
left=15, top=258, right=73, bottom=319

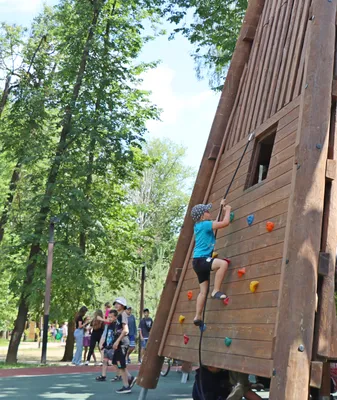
left=0, top=0, right=41, bottom=13
left=141, top=65, right=214, bottom=130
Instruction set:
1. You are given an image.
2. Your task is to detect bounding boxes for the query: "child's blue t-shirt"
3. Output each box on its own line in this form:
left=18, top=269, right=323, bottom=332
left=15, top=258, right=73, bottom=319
left=193, top=220, right=215, bottom=258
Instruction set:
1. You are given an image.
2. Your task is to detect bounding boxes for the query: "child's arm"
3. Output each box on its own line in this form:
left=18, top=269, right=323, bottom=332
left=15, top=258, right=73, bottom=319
left=212, top=204, right=232, bottom=230
left=113, top=323, right=129, bottom=350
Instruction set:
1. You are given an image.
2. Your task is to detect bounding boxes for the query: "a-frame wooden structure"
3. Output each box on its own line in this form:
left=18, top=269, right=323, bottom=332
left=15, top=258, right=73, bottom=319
left=137, top=0, right=337, bottom=399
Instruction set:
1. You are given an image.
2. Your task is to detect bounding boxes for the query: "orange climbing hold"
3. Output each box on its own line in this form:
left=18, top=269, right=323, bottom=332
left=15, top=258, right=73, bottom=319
left=183, top=334, right=189, bottom=345
left=187, top=291, right=193, bottom=300
left=238, top=268, right=246, bottom=278
left=266, top=221, right=275, bottom=232
left=179, top=315, right=186, bottom=324
left=250, top=281, right=259, bottom=293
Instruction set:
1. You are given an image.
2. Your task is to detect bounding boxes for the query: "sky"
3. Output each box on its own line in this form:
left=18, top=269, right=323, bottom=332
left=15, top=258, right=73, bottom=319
left=0, top=0, right=220, bottom=169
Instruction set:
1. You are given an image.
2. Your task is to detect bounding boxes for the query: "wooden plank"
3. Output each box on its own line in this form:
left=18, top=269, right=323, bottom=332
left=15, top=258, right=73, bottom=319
left=329, top=309, right=337, bottom=359
left=270, top=0, right=337, bottom=398
left=257, top=1, right=288, bottom=126
left=165, top=334, right=273, bottom=359
left=326, top=159, right=336, bottom=181
left=310, top=361, right=323, bottom=388
left=211, top=169, right=293, bottom=212
left=169, top=322, right=275, bottom=342
left=175, top=290, right=279, bottom=313
left=216, top=212, right=287, bottom=249
left=285, top=0, right=311, bottom=104
left=318, top=252, right=330, bottom=277
left=172, top=307, right=277, bottom=326
left=250, top=0, right=279, bottom=131
left=181, top=272, right=281, bottom=296
left=242, top=25, right=257, bottom=42
left=172, top=268, right=182, bottom=283
left=271, top=0, right=299, bottom=114
left=264, top=0, right=295, bottom=119
left=278, top=0, right=307, bottom=109
left=332, top=79, right=337, bottom=100
left=234, top=0, right=269, bottom=145
left=293, top=23, right=309, bottom=97
left=185, top=257, right=282, bottom=282
left=243, top=0, right=274, bottom=137
left=208, top=145, right=221, bottom=160
left=161, top=345, right=273, bottom=378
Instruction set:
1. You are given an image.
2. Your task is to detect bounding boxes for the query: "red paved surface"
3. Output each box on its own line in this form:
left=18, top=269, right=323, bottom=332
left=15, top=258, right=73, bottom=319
left=0, top=363, right=141, bottom=378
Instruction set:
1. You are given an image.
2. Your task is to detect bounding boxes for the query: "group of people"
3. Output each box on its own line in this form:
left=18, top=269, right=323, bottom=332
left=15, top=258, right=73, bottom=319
left=71, top=299, right=153, bottom=394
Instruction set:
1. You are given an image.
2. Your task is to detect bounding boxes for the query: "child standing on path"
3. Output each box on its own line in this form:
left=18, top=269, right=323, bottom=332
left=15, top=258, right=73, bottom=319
left=191, top=201, right=231, bottom=326
left=83, top=317, right=93, bottom=363
left=112, top=297, right=136, bottom=394
left=72, top=306, right=90, bottom=366
left=95, top=309, right=118, bottom=381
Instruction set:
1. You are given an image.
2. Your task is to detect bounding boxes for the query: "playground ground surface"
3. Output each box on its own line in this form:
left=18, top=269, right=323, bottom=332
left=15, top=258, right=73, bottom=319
left=0, top=364, right=270, bottom=400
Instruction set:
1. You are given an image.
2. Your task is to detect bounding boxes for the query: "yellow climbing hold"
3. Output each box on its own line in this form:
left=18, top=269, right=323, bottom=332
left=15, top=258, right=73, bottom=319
left=212, top=252, right=218, bottom=258
left=179, top=315, right=186, bottom=324
left=250, top=281, right=259, bottom=293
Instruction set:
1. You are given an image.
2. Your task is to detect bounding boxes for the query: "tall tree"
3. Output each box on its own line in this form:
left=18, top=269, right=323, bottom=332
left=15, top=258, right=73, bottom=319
left=4, top=0, right=163, bottom=363
left=165, top=0, right=248, bottom=89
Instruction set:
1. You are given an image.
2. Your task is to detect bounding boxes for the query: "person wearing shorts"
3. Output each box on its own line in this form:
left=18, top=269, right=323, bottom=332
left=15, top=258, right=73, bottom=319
left=96, top=309, right=118, bottom=382
left=112, top=297, right=136, bottom=394
left=125, top=307, right=136, bottom=363
left=191, top=201, right=232, bottom=326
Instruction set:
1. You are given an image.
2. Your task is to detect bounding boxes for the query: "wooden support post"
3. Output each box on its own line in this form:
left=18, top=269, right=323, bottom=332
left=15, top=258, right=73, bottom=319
left=136, top=0, right=266, bottom=391
left=319, top=363, right=331, bottom=399
left=270, top=1, right=336, bottom=399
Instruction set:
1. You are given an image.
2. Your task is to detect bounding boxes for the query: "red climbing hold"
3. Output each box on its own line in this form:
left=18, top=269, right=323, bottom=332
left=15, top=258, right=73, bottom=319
left=183, top=334, right=190, bottom=345
left=223, top=297, right=230, bottom=306
left=187, top=291, right=193, bottom=300
left=238, top=268, right=246, bottom=278
left=266, top=221, right=275, bottom=232
left=224, top=258, right=231, bottom=264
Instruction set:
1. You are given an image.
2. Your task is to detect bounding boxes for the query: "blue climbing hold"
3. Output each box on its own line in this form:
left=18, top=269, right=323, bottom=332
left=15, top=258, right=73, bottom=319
left=200, top=323, right=207, bottom=332
left=247, top=214, right=254, bottom=226
left=230, top=211, right=235, bottom=223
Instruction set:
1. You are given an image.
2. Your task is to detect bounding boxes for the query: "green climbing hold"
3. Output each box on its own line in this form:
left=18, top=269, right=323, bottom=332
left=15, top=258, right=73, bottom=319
left=230, top=211, right=235, bottom=223
left=225, top=337, right=232, bottom=347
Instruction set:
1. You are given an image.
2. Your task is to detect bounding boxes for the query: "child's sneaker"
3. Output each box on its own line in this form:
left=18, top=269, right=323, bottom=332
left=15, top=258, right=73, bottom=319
left=128, top=376, right=137, bottom=388
left=116, top=386, right=131, bottom=394
left=227, top=383, right=244, bottom=400
left=111, top=375, right=122, bottom=382
left=84, top=361, right=89, bottom=366
left=95, top=375, right=106, bottom=382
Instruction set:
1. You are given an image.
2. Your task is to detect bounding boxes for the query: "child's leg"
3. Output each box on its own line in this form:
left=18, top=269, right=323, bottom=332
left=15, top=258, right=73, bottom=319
left=83, top=346, right=88, bottom=362
left=211, top=259, right=229, bottom=297
left=244, top=390, right=262, bottom=400
left=102, top=358, right=108, bottom=377
left=119, top=368, right=129, bottom=387
left=194, top=280, right=209, bottom=322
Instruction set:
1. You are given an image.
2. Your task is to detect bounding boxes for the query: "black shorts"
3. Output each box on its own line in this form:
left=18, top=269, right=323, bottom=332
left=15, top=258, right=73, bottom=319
left=193, top=257, right=214, bottom=284
left=112, top=345, right=129, bottom=369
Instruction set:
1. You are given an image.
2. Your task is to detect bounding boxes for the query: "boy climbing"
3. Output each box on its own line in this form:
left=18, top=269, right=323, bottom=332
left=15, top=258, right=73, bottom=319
left=191, top=200, right=231, bottom=326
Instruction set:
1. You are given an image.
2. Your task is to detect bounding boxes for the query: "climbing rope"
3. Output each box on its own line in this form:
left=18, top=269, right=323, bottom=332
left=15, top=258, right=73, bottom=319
left=198, top=132, right=255, bottom=400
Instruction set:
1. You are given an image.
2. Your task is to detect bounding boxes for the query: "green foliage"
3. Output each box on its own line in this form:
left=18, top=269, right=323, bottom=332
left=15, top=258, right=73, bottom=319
left=165, top=0, right=248, bottom=89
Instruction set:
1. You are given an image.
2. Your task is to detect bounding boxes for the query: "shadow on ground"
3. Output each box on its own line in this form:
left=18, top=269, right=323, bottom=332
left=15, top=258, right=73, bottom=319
left=0, top=371, right=195, bottom=400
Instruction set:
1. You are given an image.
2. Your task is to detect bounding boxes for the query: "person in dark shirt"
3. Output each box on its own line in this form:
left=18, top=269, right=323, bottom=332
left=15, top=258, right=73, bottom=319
left=125, top=307, right=137, bottom=364
left=72, top=306, right=89, bottom=366
left=138, top=308, right=153, bottom=362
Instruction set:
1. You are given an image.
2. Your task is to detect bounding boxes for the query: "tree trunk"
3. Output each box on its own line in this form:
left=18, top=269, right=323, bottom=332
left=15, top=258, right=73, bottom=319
left=61, top=319, right=75, bottom=362
left=6, top=0, right=103, bottom=364
left=0, top=163, right=21, bottom=243
left=0, top=74, right=11, bottom=117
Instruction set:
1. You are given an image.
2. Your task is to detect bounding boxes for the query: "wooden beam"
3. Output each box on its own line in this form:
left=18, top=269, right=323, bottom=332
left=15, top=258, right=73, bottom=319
left=332, top=79, right=337, bottom=100
left=318, top=252, right=330, bottom=277
left=326, top=159, right=336, bottom=180
left=270, top=1, right=337, bottom=399
left=172, top=268, right=182, bottom=283
left=310, top=361, right=323, bottom=388
left=208, top=145, right=221, bottom=160
left=136, top=0, right=266, bottom=391
left=242, top=25, right=257, bottom=42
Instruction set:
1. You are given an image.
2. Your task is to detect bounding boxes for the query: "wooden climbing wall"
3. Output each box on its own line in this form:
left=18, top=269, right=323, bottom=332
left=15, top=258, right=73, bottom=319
left=158, top=0, right=314, bottom=378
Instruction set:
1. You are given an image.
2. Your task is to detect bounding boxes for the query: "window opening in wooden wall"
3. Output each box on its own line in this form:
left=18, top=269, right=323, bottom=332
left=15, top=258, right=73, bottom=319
left=246, top=128, right=276, bottom=188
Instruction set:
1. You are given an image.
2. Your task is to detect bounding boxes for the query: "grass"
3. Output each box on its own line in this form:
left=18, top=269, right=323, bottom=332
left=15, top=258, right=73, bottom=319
left=0, top=339, right=9, bottom=347
left=0, top=361, right=46, bottom=369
